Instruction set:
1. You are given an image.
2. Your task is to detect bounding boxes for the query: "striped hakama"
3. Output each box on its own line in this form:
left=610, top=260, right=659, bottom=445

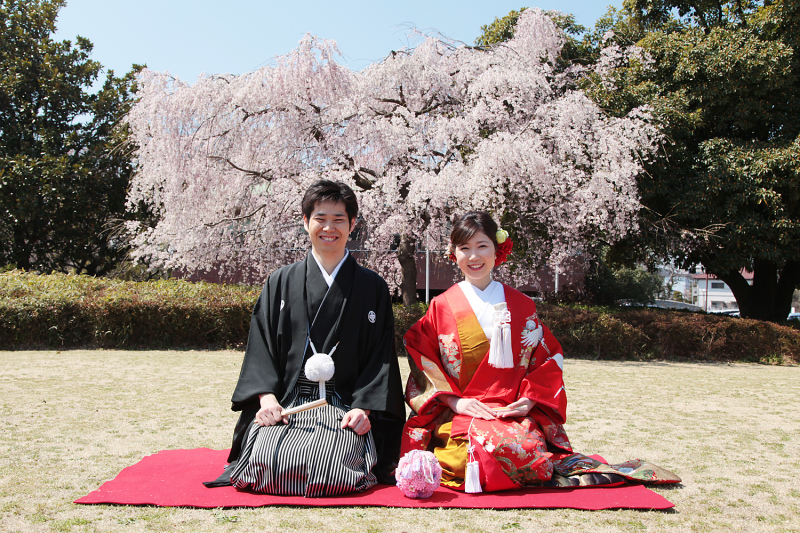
left=230, top=373, right=377, bottom=497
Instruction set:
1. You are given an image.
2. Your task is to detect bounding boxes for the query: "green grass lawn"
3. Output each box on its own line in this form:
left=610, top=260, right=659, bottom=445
left=1, top=350, right=798, bottom=532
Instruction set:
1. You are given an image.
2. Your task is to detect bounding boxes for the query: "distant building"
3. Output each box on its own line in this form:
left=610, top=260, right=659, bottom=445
left=690, top=270, right=753, bottom=312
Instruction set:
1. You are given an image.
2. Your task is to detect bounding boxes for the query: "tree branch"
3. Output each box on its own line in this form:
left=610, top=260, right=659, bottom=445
left=203, top=204, right=268, bottom=227
left=206, top=156, right=273, bottom=180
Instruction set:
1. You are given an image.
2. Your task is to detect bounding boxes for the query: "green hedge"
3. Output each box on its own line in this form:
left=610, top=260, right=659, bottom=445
left=1, top=271, right=798, bottom=364
left=538, top=303, right=800, bottom=365
left=0, top=270, right=258, bottom=349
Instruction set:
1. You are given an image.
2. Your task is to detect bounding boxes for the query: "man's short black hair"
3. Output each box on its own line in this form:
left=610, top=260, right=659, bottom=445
left=301, top=180, right=358, bottom=223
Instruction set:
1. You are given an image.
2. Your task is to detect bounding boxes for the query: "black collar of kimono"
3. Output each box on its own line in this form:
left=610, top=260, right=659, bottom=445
left=302, top=251, right=356, bottom=359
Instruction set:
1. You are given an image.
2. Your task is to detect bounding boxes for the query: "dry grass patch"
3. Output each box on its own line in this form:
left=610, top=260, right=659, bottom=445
left=0, top=351, right=798, bottom=532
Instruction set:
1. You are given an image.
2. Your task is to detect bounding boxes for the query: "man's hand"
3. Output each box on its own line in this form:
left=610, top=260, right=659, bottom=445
left=254, top=393, right=287, bottom=426
left=341, top=408, right=371, bottom=435
left=443, top=395, right=496, bottom=420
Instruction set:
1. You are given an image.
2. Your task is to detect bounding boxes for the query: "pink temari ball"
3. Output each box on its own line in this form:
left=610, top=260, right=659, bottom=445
left=396, top=450, right=442, bottom=499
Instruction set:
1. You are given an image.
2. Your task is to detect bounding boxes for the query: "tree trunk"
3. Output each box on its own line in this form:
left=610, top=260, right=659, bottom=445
left=13, top=227, right=31, bottom=271
left=397, top=234, right=418, bottom=306
left=714, top=259, right=800, bottom=322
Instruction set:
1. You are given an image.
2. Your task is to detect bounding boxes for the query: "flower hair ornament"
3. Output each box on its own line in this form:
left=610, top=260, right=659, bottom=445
left=494, top=229, right=513, bottom=267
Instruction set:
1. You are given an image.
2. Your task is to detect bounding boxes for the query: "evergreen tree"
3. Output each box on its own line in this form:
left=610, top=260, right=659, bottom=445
left=584, top=0, right=800, bottom=321
left=0, top=0, right=141, bottom=275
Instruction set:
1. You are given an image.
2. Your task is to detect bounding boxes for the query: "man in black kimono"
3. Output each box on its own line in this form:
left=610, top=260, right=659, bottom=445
left=206, top=180, right=405, bottom=496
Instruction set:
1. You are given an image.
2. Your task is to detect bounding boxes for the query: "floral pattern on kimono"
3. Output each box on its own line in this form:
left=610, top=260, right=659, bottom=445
left=438, top=333, right=461, bottom=380
left=405, top=372, right=421, bottom=398
left=406, top=427, right=430, bottom=449
left=536, top=411, right=571, bottom=451
left=469, top=416, right=555, bottom=485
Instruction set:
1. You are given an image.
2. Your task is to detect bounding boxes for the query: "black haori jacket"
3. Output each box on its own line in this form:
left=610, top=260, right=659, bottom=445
left=226, top=252, right=405, bottom=482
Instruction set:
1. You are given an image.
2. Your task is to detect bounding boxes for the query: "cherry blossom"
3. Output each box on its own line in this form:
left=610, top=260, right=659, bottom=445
left=125, top=9, right=658, bottom=301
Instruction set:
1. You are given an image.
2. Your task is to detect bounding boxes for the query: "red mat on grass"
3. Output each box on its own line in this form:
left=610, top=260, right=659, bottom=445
left=74, top=448, right=674, bottom=510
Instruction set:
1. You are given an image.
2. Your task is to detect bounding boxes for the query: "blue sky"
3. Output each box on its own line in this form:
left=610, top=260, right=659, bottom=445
left=54, top=1, right=622, bottom=83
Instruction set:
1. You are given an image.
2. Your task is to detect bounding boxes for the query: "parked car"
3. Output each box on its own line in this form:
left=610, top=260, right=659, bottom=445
left=708, top=309, right=740, bottom=317
left=788, top=313, right=800, bottom=321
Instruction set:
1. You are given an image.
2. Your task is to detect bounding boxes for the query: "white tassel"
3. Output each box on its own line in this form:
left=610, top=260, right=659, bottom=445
left=465, top=460, right=482, bottom=493
left=488, top=305, right=514, bottom=368
left=501, top=323, right=512, bottom=364
left=465, top=417, right=483, bottom=493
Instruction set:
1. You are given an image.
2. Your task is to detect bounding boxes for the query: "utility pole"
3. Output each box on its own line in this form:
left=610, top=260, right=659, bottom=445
left=554, top=265, right=559, bottom=294
left=425, top=234, right=430, bottom=304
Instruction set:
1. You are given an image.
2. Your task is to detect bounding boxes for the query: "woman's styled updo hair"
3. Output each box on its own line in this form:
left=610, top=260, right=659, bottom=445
left=448, top=211, right=499, bottom=254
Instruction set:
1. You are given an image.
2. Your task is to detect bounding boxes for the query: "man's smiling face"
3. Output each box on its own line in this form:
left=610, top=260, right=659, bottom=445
left=303, top=200, right=355, bottom=258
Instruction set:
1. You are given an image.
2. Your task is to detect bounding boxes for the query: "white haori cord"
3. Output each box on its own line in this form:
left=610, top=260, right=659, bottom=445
left=488, top=305, right=514, bottom=368
left=307, top=340, right=338, bottom=399
left=465, top=417, right=483, bottom=493
left=279, top=341, right=337, bottom=417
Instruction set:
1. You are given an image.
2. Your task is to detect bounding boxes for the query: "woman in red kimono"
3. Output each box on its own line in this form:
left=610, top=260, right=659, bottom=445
left=401, top=212, right=680, bottom=492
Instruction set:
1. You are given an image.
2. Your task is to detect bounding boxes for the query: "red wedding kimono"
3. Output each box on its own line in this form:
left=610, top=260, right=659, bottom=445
left=401, top=283, right=571, bottom=492
left=401, top=283, right=681, bottom=492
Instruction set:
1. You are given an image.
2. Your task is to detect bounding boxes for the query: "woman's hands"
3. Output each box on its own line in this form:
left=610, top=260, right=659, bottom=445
left=341, top=408, right=371, bottom=435
left=495, top=398, right=535, bottom=418
left=442, top=395, right=536, bottom=419
left=255, top=393, right=287, bottom=426
left=443, top=395, right=496, bottom=420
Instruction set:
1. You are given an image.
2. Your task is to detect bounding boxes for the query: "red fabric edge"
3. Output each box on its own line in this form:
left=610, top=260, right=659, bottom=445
left=74, top=448, right=675, bottom=510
